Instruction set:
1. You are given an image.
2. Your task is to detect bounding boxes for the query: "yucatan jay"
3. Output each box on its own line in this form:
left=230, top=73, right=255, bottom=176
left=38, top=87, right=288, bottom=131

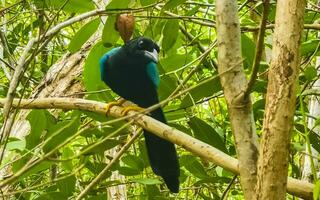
left=99, top=37, right=180, bottom=193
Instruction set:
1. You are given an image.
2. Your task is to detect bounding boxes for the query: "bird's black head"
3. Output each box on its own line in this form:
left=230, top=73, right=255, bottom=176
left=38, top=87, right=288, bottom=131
left=124, top=37, right=160, bottom=63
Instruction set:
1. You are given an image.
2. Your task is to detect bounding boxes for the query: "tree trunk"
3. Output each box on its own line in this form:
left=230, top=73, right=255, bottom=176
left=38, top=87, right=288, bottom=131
left=255, top=0, right=306, bottom=199
left=215, top=1, right=259, bottom=199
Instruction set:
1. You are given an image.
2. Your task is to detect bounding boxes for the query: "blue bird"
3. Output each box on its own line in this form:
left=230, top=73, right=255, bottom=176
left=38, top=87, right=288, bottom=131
left=99, top=37, right=180, bottom=193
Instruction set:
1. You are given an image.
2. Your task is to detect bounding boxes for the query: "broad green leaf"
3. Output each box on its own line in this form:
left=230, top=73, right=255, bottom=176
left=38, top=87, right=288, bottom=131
left=26, top=110, right=47, bottom=149
left=106, top=0, right=131, bottom=9
left=18, top=161, right=52, bottom=180
left=146, top=185, right=161, bottom=199
left=304, top=66, right=317, bottom=81
left=6, top=138, right=25, bottom=151
left=33, top=192, right=67, bottom=200
left=252, top=80, right=267, bottom=93
left=43, top=114, right=80, bottom=153
left=131, top=178, right=162, bottom=185
left=300, top=39, right=320, bottom=56
left=57, top=175, right=76, bottom=197
left=83, top=42, right=112, bottom=101
left=309, top=131, right=320, bottom=153
left=61, top=147, right=74, bottom=172
left=68, top=18, right=100, bottom=53
left=253, top=98, right=265, bottom=121
left=158, top=74, right=177, bottom=100
left=86, top=162, right=109, bottom=175
left=118, top=166, right=141, bottom=176
left=180, top=77, right=222, bottom=108
left=169, top=123, right=193, bottom=136
left=34, top=0, right=94, bottom=13
left=86, top=194, right=107, bottom=200
left=121, top=154, right=145, bottom=171
left=180, top=155, right=208, bottom=179
left=102, top=16, right=120, bottom=47
left=188, top=117, right=228, bottom=153
left=162, top=19, right=179, bottom=51
left=163, top=0, right=187, bottom=9
left=81, top=139, right=122, bottom=155
left=140, top=0, right=157, bottom=6
left=165, top=107, right=186, bottom=121
left=160, top=53, right=190, bottom=72
left=241, top=33, right=255, bottom=69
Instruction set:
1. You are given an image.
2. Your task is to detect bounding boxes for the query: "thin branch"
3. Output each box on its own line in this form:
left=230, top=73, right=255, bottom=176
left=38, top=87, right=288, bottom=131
left=76, top=127, right=141, bottom=200
left=221, top=175, right=238, bottom=200
left=244, top=0, right=270, bottom=97
left=0, top=97, right=314, bottom=199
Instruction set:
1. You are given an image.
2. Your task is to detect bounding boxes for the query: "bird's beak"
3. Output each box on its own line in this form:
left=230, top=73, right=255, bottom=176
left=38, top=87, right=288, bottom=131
left=144, top=49, right=158, bottom=63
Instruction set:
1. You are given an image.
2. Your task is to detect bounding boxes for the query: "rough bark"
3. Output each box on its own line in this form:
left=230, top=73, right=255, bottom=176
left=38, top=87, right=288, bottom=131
left=255, top=0, right=306, bottom=199
left=215, top=0, right=259, bottom=199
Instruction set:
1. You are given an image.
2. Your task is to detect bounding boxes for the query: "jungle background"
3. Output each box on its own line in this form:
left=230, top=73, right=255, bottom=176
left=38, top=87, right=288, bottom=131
left=0, top=0, right=319, bottom=199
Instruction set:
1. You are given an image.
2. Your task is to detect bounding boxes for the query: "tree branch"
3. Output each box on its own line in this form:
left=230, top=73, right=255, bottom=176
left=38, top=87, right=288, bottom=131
left=244, top=0, right=270, bottom=97
left=0, top=97, right=313, bottom=199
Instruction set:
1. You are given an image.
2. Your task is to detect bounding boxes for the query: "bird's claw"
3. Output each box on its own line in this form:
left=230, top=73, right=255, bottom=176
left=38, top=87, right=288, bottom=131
left=104, top=99, right=126, bottom=114
left=121, top=106, right=145, bottom=116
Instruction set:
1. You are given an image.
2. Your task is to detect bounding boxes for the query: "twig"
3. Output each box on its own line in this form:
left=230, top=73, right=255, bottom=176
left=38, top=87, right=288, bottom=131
left=0, top=97, right=314, bottom=199
left=168, top=43, right=216, bottom=98
left=244, top=0, right=270, bottom=97
left=221, top=175, right=238, bottom=200
left=75, top=128, right=141, bottom=200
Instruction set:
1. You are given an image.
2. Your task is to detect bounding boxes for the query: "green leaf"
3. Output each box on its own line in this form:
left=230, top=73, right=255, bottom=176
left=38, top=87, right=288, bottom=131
left=140, top=0, right=157, bottom=6
left=102, top=16, right=120, bottom=47
left=81, top=139, right=122, bottom=155
left=6, top=138, right=26, bottom=151
left=118, top=166, right=141, bottom=176
left=304, top=66, right=317, bottom=81
left=188, top=117, right=228, bottom=153
left=85, top=162, right=110, bottom=176
left=163, top=0, right=187, bottom=9
left=34, top=0, right=95, bottom=13
left=61, top=147, right=74, bottom=172
left=146, top=185, right=161, bottom=199
left=309, top=131, right=320, bottom=153
left=83, top=42, right=111, bottom=101
left=180, top=77, right=222, bottom=108
left=18, top=161, right=52, bottom=180
left=68, top=18, right=100, bottom=53
left=43, top=114, right=80, bottom=153
left=26, top=110, right=47, bottom=149
left=300, top=39, right=320, bottom=56
left=158, top=74, right=177, bottom=100
left=57, top=175, right=76, bottom=197
left=160, top=53, right=191, bottom=72
left=131, top=178, right=162, bottom=185
left=121, top=154, right=145, bottom=171
left=180, top=155, right=208, bottom=179
left=162, top=19, right=179, bottom=51
left=241, top=33, right=255, bottom=69
left=106, top=0, right=131, bottom=9
left=86, top=194, right=107, bottom=200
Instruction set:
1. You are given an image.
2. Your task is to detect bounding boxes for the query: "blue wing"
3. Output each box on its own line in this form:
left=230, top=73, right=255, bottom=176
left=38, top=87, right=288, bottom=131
left=146, top=62, right=160, bottom=88
left=99, top=47, right=120, bottom=83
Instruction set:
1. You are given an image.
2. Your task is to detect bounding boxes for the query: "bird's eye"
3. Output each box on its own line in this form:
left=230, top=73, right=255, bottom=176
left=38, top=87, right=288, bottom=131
left=138, top=40, right=144, bottom=49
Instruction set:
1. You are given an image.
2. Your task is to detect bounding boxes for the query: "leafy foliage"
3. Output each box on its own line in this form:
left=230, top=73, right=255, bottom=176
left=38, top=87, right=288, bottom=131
left=1, top=0, right=320, bottom=199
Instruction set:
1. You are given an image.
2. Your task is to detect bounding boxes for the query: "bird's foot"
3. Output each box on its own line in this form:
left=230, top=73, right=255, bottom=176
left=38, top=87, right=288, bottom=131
left=104, top=99, right=126, bottom=114
left=121, top=106, right=146, bottom=116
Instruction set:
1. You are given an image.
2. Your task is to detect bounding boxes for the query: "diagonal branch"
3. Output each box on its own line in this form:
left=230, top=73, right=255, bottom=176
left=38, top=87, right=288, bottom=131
left=0, top=97, right=313, bottom=199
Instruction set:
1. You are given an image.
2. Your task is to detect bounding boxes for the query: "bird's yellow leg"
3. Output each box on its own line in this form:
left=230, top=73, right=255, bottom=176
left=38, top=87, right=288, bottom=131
left=121, top=105, right=146, bottom=116
left=104, top=98, right=126, bottom=114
